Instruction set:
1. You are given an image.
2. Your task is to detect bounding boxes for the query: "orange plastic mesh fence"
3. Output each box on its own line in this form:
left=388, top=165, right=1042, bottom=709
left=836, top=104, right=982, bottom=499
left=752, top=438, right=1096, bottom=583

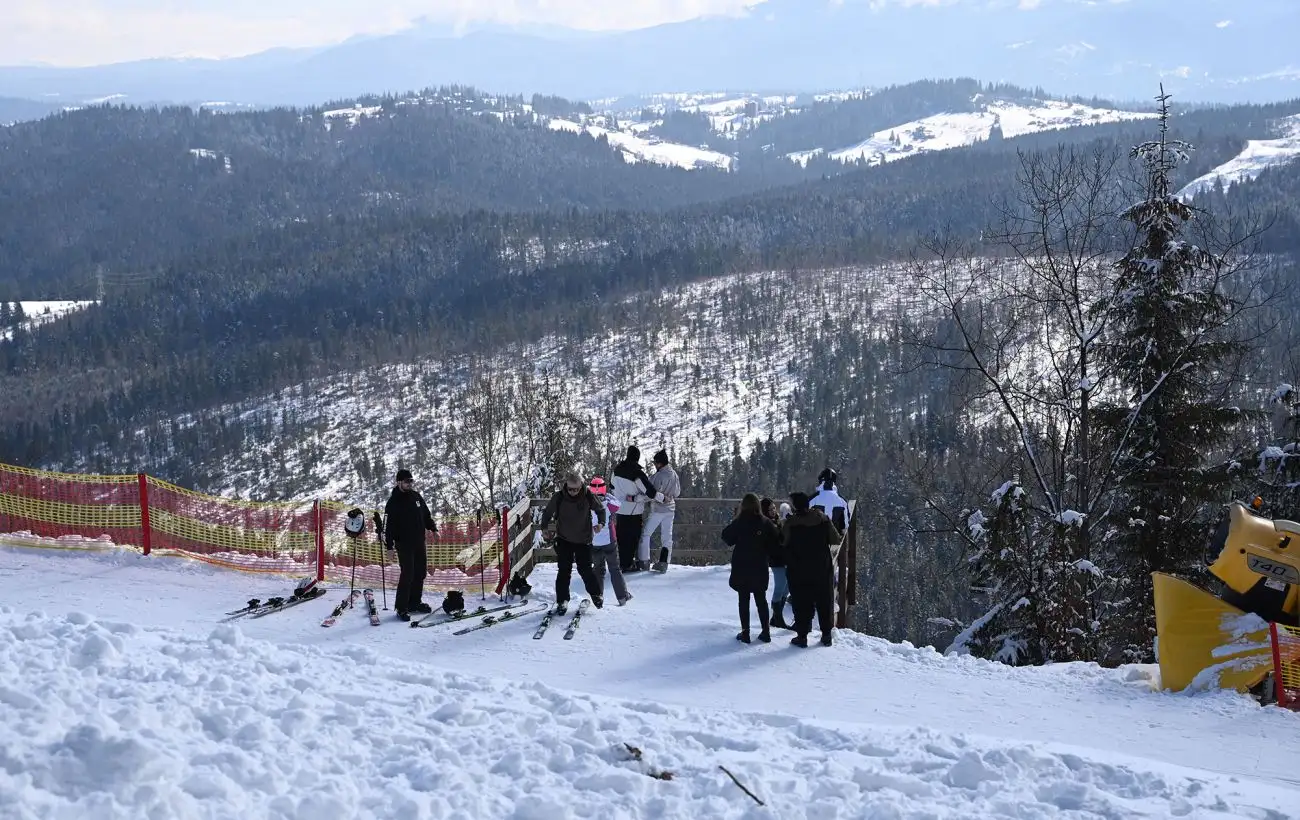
left=320, top=501, right=505, bottom=592
left=145, top=476, right=318, bottom=574
left=0, top=463, right=142, bottom=548
left=1275, top=622, right=1300, bottom=709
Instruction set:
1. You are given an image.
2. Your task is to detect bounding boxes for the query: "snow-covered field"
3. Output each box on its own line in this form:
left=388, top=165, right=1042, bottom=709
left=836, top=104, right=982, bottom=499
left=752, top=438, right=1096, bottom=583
left=2, top=543, right=1298, bottom=818
left=0, top=301, right=96, bottom=341
left=548, top=118, right=733, bottom=170
left=1178, top=113, right=1300, bottom=198
left=790, top=100, right=1155, bottom=167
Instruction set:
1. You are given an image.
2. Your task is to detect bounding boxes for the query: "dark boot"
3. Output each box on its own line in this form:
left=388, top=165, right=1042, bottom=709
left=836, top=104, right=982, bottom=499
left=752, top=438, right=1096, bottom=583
left=821, top=631, right=833, bottom=647
left=758, top=629, right=771, bottom=643
left=791, top=634, right=809, bottom=648
left=736, top=631, right=751, bottom=643
left=771, top=599, right=789, bottom=630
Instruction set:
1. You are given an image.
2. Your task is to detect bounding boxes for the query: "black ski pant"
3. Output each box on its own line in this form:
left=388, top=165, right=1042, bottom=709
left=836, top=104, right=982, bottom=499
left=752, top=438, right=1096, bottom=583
left=616, top=513, right=644, bottom=570
left=738, top=591, right=770, bottom=635
left=394, top=541, right=428, bottom=613
left=790, top=577, right=834, bottom=638
left=554, top=538, right=602, bottom=604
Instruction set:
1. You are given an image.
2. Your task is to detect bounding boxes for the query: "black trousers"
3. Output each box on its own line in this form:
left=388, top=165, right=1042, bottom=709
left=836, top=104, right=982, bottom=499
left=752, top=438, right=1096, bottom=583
left=395, top=542, right=428, bottom=613
left=554, top=538, right=602, bottom=603
left=738, top=591, right=770, bottom=634
left=790, top=578, right=834, bottom=637
left=616, top=513, right=643, bottom=570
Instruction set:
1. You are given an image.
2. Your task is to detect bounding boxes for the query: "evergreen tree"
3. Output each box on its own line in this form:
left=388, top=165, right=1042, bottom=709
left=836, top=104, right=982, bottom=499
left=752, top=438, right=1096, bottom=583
left=1092, top=88, right=1248, bottom=661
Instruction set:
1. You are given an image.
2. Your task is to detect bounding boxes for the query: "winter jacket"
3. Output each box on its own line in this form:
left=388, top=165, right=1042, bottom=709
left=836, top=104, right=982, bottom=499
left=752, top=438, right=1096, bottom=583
left=810, top=485, right=850, bottom=532
left=723, top=512, right=779, bottom=593
left=384, top=488, right=436, bottom=549
left=764, top=517, right=789, bottom=568
left=782, top=509, right=841, bottom=589
left=591, top=496, right=621, bottom=547
left=541, top=488, right=606, bottom=546
left=648, top=465, right=681, bottom=513
left=612, top=458, right=660, bottom=516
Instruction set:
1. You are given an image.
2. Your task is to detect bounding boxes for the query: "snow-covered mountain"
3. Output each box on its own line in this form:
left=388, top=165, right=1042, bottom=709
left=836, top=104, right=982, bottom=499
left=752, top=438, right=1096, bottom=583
left=547, top=117, right=733, bottom=170
left=118, top=267, right=911, bottom=505
left=2, top=546, right=1298, bottom=817
left=1178, top=112, right=1300, bottom=198
left=787, top=97, right=1156, bottom=167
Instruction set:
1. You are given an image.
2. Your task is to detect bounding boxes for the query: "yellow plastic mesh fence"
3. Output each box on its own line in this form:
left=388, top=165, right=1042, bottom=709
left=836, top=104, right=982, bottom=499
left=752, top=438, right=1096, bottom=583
left=320, top=501, right=506, bottom=593
left=0, top=463, right=142, bottom=549
left=1274, top=622, right=1300, bottom=709
left=145, top=476, right=318, bottom=575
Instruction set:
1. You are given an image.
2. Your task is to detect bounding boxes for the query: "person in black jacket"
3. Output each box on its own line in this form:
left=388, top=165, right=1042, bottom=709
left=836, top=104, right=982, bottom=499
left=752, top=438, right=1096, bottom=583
left=539, top=472, right=607, bottom=611
left=783, top=491, right=842, bottom=647
left=612, top=446, right=663, bottom=572
left=761, top=497, right=792, bottom=630
left=723, top=493, right=780, bottom=644
left=383, top=468, right=438, bottom=621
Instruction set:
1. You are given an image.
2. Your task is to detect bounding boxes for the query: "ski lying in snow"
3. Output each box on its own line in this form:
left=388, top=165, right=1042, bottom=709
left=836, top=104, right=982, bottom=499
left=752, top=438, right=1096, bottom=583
left=452, top=604, right=547, bottom=636
left=220, top=578, right=319, bottom=622
left=533, top=607, right=557, bottom=639
left=563, top=598, right=591, bottom=640
left=247, top=585, right=327, bottom=619
left=364, top=589, right=380, bottom=626
left=411, top=600, right=525, bottom=628
left=321, top=590, right=361, bottom=627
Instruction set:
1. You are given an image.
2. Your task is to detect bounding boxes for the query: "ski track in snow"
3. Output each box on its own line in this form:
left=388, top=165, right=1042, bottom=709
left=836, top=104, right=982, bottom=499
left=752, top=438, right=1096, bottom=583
left=1, top=543, right=1299, bottom=819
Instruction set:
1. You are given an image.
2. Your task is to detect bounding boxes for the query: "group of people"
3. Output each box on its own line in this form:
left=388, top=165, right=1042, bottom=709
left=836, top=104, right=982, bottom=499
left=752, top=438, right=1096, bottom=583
left=724, top=470, right=850, bottom=647
left=378, top=455, right=851, bottom=648
left=537, top=445, right=681, bottom=612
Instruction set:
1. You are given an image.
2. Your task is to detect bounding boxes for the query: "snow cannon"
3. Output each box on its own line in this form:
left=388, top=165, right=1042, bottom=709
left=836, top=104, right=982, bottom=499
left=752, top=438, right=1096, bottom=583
left=1153, top=501, right=1300, bottom=698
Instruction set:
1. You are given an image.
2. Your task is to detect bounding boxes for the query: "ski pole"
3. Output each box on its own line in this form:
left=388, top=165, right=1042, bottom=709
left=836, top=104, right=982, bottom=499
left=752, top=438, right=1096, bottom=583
left=379, top=511, right=388, bottom=610
left=349, top=520, right=358, bottom=603
left=478, top=508, right=487, bottom=601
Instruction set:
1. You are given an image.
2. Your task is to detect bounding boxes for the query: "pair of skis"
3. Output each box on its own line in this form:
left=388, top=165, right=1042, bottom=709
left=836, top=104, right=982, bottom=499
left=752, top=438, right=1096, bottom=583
left=410, top=600, right=521, bottom=629
left=533, top=598, right=589, bottom=640
left=453, top=602, right=549, bottom=635
left=320, top=590, right=362, bottom=627
left=220, top=578, right=325, bottom=622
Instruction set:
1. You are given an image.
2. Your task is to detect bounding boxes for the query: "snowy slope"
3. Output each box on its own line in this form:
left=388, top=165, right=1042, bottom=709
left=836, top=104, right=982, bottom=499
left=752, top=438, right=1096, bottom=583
left=2, top=543, right=1299, bottom=818
left=0, top=301, right=96, bottom=342
left=789, top=100, right=1155, bottom=168
left=150, top=267, right=904, bottom=505
left=548, top=118, right=733, bottom=170
left=1178, top=113, right=1300, bottom=198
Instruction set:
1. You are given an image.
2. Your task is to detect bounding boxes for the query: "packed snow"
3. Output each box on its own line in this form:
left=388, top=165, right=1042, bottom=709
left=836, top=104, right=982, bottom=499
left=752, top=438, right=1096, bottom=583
left=548, top=118, right=733, bottom=170
left=789, top=100, right=1156, bottom=167
left=1178, top=113, right=1300, bottom=198
left=1, top=542, right=1298, bottom=818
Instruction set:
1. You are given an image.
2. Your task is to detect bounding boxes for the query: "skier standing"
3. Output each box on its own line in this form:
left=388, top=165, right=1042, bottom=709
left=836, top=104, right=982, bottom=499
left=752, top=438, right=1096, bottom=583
left=640, top=449, right=681, bottom=571
left=384, top=468, right=438, bottom=622
left=539, top=472, right=607, bottom=610
left=588, top=476, right=632, bottom=606
left=809, top=468, right=850, bottom=533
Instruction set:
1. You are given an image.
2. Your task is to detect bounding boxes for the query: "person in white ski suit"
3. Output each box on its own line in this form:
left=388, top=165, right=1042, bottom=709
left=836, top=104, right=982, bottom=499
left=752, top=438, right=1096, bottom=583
left=612, top=446, right=664, bottom=572
left=640, top=449, right=681, bottom=571
left=588, top=476, right=632, bottom=605
left=809, top=468, right=850, bottom=534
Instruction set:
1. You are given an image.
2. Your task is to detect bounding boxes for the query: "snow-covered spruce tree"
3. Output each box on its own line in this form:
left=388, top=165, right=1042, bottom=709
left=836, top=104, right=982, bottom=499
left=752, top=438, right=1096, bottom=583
left=1091, top=89, right=1248, bottom=662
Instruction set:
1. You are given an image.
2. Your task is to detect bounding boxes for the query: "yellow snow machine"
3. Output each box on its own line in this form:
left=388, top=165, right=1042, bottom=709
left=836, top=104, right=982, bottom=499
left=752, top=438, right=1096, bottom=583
left=1152, top=499, right=1300, bottom=704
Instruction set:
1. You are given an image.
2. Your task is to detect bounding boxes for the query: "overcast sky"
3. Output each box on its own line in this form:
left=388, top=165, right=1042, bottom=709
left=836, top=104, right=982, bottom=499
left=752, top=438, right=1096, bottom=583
left=2, top=0, right=758, bottom=66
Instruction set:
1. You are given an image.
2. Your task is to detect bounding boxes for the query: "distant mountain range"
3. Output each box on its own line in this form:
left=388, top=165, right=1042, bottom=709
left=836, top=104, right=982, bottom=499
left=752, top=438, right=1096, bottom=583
left=0, top=0, right=1296, bottom=108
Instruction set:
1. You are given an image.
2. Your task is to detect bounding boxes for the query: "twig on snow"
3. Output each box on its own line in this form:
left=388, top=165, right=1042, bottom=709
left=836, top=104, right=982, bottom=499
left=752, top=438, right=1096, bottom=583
left=718, top=765, right=764, bottom=806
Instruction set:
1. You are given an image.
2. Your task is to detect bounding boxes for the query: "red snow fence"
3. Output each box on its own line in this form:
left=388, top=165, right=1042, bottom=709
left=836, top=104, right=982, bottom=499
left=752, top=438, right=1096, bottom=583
left=0, top=462, right=537, bottom=595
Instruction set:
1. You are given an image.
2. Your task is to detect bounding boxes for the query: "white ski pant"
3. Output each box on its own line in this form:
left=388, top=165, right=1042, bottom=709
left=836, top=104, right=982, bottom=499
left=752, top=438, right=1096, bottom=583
left=638, top=510, right=675, bottom=563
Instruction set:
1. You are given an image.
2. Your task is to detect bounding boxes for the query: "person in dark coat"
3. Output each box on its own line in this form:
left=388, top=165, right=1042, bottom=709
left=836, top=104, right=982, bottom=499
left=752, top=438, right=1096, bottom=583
left=761, top=497, right=792, bottom=630
left=783, top=491, right=842, bottom=647
left=539, top=472, right=607, bottom=611
left=383, top=468, right=438, bottom=621
left=722, top=493, right=780, bottom=644
left=612, top=445, right=663, bottom=572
